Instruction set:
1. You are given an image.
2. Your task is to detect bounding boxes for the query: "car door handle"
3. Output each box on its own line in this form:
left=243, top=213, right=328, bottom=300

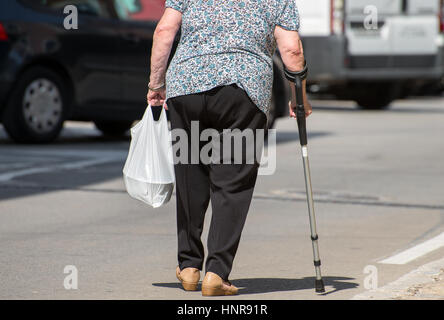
left=122, top=33, right=141, bottom=44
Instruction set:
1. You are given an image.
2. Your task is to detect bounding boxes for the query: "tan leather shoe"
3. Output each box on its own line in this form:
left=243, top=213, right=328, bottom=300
left=201, top=272, right=238, bottom=296
left=176, top=266, right=200, bottom=291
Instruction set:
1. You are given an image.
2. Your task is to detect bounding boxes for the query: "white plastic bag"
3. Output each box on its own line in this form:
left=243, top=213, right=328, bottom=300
left=123, top=105, right=175, bottom=208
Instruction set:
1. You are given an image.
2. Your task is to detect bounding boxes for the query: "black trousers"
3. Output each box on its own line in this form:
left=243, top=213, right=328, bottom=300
left=167, top=84, right=267, bottom=281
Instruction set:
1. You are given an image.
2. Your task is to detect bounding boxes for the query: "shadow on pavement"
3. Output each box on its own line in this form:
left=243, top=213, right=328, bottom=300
left=311, top=105, right=444, bottom=114
left=153, top=276, right=358, bottom=296
left=0, top=129, right=331, bottom=202
left=0, top=161, right=125, bottom=201
left=234, top=276, right=358, bottom=296
left=0, top=129, right=330, bottom=146
left=0, top=128, right=130, bottom=145
left=275, top=131, right=331, bottom=145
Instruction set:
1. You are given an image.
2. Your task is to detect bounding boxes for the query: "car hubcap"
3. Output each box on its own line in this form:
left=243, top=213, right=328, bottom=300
left=23, top=79, right=62, bottom=134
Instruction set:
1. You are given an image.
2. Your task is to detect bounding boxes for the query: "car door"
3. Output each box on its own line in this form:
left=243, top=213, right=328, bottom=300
left=110, top=0, right=159, bottom=115
left=60, top=0, right=122, bottom=109
left=16, top=0, right=122, bottom=111
left=112, top=0, right=178, bottom=116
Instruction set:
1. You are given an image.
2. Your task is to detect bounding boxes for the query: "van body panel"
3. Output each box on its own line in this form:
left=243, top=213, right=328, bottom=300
left=390, top=17, right=439, bottom=55
left=297, top=0, right=331, bottom=37
left=408, top=0, right=440, bottom=15
left=301, top=36, right=346, bottom=82
left=346, top=0, right=401, bottom=16
left=298, top=0, right=443, bottom=86
left=346, top=0, right=440, bottom=55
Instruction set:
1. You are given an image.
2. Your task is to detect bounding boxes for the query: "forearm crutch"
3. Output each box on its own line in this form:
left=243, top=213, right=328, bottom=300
left=285, top=62, right=325, bottom=293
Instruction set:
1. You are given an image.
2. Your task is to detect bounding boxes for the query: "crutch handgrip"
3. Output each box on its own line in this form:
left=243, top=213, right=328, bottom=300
left=285, top=65, right=308, bottom=146
left=294, top=76, right=308, bottom=146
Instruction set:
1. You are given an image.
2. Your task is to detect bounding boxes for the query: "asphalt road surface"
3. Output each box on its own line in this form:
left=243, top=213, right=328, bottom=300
left=0, top=97, right=443, bottom=300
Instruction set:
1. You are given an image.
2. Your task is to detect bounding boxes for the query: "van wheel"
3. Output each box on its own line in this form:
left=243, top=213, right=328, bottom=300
left=94, top=120, right=133, bottom=136
left=355, top=95, right=393, bottom=110
left=2, top=67, right=68, bottom=143
left=353, top=83, right=398, bottom=110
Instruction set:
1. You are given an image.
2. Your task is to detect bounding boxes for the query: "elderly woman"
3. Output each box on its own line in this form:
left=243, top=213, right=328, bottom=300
left=147, top=0, right=311, bottom=296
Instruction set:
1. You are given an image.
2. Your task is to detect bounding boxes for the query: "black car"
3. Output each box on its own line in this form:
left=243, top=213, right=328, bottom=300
left=0, top=0, right=289, bottom=143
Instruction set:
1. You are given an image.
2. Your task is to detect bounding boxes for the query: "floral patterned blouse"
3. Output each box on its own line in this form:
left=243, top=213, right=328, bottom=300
left=165, top=0, right=300, bottom=114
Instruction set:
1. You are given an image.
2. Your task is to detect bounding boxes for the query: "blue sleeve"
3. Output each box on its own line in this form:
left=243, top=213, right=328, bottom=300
left=276, top=0, right=300, bottom=31
left=165, top=0, right=187, bottom=13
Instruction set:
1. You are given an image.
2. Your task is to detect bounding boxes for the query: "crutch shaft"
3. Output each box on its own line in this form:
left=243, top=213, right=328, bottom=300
left=293, top=76, right=325, bottom=293
left=302, top=147, right=323, bottom=281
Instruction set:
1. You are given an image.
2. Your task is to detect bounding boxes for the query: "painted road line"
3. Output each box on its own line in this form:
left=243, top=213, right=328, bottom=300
left=378, top=232, right=444, bottom=265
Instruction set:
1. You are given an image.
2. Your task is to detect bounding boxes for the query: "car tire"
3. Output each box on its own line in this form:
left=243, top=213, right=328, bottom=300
left=355, top=95, right=393, bottom=110
left=94, top=120, right=133, bottom=137
left=2, top=67, right=68, bottom=143
left=353, top=83, right=398, bottom=110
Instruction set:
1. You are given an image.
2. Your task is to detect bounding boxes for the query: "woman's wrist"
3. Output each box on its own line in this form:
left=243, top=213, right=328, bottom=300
left=148, top=82, right=166, bottom=92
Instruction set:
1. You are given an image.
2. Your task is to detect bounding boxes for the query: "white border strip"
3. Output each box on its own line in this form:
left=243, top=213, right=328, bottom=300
left=378, top=232, right=444, bottom=265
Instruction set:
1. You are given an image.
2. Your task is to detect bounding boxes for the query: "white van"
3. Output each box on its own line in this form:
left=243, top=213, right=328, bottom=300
left=298, top=0, right=444, bottom=108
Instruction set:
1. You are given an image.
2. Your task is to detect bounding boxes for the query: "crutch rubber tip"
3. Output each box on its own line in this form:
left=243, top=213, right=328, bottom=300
left=315, top=279, right=325, bottom=293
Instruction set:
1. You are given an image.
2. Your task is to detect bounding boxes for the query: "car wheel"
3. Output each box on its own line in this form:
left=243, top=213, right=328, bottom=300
left=3, top=67, right=68, bottom=143
left=94, top=120, right=133, bottom=137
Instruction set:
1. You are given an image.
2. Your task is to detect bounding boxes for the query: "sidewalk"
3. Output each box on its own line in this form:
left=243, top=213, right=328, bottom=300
left=397, top=268, right=443, bottom=300
left=352, top=258, right=444, bottom=300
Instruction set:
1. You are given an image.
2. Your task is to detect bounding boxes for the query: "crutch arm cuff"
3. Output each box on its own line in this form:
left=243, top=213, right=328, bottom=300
left=284, top=60, right=308, bottom=82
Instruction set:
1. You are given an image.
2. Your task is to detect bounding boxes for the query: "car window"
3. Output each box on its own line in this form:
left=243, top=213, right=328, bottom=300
left=114, top=0, right=164, bottom=22
left=22, top=0, right=114, bottom=18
